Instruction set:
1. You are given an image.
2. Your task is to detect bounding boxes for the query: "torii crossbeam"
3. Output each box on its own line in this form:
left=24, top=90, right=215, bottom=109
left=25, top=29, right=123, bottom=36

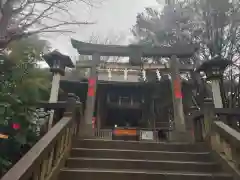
left=71, top=39, right=199, bottom=58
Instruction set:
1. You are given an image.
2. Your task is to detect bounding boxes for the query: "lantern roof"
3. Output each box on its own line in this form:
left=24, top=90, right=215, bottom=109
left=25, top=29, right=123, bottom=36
left=196, top=56, right=232, bottom=72
left=43, top=50, right=74, bottom=68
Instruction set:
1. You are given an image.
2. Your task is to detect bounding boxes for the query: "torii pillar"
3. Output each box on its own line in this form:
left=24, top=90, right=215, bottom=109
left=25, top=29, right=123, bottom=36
left=170, top=56, right=186, bottom=132
left=81, top=53, right=100, bottom=137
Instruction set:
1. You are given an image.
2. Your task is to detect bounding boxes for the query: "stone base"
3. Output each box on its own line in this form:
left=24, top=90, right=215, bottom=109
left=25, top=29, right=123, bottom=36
left=169, top=130, right=193, bottom=143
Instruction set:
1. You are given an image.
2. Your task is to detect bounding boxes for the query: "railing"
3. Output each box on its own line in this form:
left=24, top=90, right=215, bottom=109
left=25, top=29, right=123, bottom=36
left=190, top=99, right=240, bottom=179
left=94, top=127, right=172, bottom=141
left=1, top=98, right=82, bottom=180
left=190, top=108, right=240, bottom=142
left=94, top=129, right=112, bottom=139
left=210, top=121, right=240, bottom=174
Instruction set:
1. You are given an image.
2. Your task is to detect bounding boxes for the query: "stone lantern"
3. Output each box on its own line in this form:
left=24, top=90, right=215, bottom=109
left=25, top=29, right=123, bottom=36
left=43, top=50, right=74, bottom=76
left=43, top=50, right=74, bottom=129
left=196, top=56, right=232, bottom=108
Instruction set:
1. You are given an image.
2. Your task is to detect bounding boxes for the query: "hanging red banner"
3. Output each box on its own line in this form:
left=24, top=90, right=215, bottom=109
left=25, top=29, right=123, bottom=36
left=174, top=77, right=183, bottom=99
left=88, top=87, right=95, bottom=97
left=88, top=77, right=96, bottom=97
left=88, top=78, right=96, bottom=87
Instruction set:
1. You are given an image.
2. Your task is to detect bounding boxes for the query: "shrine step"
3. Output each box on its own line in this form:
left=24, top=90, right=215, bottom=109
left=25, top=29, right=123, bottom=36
left=65, top=158, right=221, bottom=173
left=72, top=139, right=209, bottom=152
left=58, top=139, right=233, bottom=180
left=59, top=169, right=232, bottom=180
left=70, top=148, right=213, bottom=162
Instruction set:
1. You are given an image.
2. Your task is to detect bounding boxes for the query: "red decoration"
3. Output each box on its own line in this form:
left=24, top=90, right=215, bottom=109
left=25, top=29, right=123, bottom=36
left=12, top=123, right=20, bottom=130
left=88, top=87, right=95, bottom=97
left=88, top=78, right=96, bottom=87
left=174, top=77, right=183, bottom=99
left=88, top=78, right=96, bottom=97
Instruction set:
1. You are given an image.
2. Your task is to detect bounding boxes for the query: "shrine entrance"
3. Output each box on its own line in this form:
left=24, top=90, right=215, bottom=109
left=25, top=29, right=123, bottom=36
left=105, top=108, right=141, bottom=128
left=68, top=39, right=199, bottom=141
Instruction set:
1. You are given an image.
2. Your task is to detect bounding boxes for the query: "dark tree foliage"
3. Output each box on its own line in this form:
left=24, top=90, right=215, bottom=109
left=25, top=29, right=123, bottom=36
left=132, top=0, right=240, bottom=108
left=0, top=35, right=51, bottom=176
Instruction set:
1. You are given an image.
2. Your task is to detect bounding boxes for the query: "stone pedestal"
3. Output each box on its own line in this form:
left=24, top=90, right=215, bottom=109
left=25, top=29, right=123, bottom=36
left=211, top=80, right=223, bottom=108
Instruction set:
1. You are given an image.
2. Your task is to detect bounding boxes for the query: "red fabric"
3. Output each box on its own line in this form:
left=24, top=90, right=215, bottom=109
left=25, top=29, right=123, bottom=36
left=88, top=78, right=96, bottom=97
left=174, top=77, right=183, bottom=98
left=88, top=87, right=95, bottom=97
left=88, top=78, right=96, bottom=87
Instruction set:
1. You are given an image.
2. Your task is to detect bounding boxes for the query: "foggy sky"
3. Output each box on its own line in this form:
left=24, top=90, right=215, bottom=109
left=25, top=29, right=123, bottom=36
left=44, top=0, right=159, bottom=60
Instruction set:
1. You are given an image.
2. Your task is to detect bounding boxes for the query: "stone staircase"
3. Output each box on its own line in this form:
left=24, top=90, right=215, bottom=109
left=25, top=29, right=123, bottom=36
left=58, top=139, right=233, bottom=180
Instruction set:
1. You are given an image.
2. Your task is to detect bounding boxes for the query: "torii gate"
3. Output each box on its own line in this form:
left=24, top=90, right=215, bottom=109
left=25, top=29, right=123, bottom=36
left=71, top=39, right=199, bottom=138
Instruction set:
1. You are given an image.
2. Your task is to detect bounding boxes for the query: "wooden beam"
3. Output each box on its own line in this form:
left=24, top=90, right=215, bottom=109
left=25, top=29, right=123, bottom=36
left=77, top=62, right=194, bottom=72
left=71, top=39, right=199, bottom=58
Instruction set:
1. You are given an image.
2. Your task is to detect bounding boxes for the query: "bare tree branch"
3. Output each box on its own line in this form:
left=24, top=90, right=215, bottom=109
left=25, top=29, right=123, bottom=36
left=0, top=0, right=102, bottom=50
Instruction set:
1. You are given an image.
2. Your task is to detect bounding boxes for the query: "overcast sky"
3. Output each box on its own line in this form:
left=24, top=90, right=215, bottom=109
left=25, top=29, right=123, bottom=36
left=43, top=0, right=159, bottom=60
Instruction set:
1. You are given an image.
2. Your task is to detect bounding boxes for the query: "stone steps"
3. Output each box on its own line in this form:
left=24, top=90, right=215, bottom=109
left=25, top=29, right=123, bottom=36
left=65, top=157, right=221, bottom=173
left=59, top=139, right=233, bottom=180
left=72, top=139, right=209, bottom=152
left=59, top=168, right=232, bottom=180
left=70, top=148, right=213, bottom=162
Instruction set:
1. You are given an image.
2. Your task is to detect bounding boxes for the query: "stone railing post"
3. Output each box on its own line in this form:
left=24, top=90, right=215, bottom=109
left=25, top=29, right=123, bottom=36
left=203, top=97, right=215, bottom=140
left=64, top=93, right=81, bottom=135
left=64, top=93, right=77, bottom=117
left=189, top=106, right=202, bottom=142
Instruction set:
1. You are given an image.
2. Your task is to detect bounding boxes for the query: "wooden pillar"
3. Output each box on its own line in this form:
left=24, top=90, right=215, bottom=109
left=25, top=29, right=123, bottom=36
left=81, top=53, right=100, bottom=137
left=203, top=98, right=215, bottom=140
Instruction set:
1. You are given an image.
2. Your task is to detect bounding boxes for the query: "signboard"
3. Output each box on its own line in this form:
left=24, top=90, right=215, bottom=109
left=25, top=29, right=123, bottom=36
left=113, top=129, right=137, bottom=136
left=141, top=131, right=154, bottom=140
